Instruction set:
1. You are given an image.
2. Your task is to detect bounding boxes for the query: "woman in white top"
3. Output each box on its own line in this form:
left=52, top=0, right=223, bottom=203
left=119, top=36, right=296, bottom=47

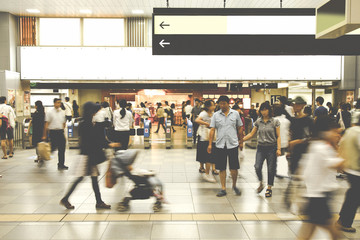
left=195, top=100, right=218, bottom=183
left=297, top=116, right=343, bottom=240
left=273, top=104, right=291, bottom=155
left=113, top=99, right=134, bottom=150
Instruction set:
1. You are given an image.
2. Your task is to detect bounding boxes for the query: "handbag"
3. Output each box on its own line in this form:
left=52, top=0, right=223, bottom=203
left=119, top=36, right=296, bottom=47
left=199, top=126, right=216, bottom=142
left=276, top=155, right=289, bottom=177
left=105, top=161, right=116, bottom=188
left=338, top=111, right=346, bottom=130
left=37, top=142, right=51, bottom=161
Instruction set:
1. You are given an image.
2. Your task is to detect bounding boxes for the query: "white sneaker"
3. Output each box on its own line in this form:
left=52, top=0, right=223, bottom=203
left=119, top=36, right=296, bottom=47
left=203, top=174, right=216, bottom=183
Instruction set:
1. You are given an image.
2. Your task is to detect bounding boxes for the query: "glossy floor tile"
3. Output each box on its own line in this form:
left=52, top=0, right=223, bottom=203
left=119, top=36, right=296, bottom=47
left=0, top=128, right=359, bottom=239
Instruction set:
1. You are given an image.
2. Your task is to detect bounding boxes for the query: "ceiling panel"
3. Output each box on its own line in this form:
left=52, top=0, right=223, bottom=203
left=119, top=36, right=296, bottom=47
left=0, top=0, right=328, bottom=18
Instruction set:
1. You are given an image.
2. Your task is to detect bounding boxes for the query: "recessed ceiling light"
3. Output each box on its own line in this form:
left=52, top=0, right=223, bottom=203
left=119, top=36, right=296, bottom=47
left=80, top=9, right=92, bottom=14
left=26, top=9, right=40, bottom=13
left=132, top=10, right=144, bottom=14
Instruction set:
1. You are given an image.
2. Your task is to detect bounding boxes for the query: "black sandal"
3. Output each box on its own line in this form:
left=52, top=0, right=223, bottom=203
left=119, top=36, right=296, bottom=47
left=212, top=170, right=219, bottom=175
left=265, top=189, right=272, bottom=198
left=199, top=168, right=205, bottom=173
left=1, top=156, right=7, bottom=159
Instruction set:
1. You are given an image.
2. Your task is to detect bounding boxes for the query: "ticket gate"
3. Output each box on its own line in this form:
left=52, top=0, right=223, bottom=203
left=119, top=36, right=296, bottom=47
left=165, top=119, right=172, bottom=149
left=22, top=118, right=32, bottom=149
left=68, top=118, right=81, bottom=149
left=144, top=119, right=151, bottom=149
left=186, top=119, right=193, bottom=149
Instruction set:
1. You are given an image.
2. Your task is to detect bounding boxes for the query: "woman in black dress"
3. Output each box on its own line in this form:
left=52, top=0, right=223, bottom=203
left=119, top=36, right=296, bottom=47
left=60, top=102, right=120, bottom=210
left=28, top=101, right=45, bottom=165
left=72, top=100, right=79, bottom=118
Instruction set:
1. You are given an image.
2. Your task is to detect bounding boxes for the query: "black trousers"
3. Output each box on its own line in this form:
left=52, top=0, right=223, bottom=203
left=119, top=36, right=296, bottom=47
left=63, top=177, right=102, bottom=203
left=156, top=117, right=166, bottom=133
left=339, top=173, right=360, bottom=227
left=49, top=130, right=66, bottom=167
left=114, top=130, right=130, bottom=150
left=65, top=116, right=72, bottom=122
left=193, top=122, right=199, bottom=143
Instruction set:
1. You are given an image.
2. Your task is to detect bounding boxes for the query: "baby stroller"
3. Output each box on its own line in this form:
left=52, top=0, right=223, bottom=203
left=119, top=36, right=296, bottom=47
left=111, top=150, right=164, bottom=212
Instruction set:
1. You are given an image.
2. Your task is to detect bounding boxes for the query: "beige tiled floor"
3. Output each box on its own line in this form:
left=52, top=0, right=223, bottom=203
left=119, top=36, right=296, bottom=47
left=0, top=129, right=359, bottom=239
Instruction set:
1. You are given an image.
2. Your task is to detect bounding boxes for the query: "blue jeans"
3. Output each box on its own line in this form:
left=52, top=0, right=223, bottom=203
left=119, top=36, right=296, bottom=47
left=255, top=145, right=277, bottom=186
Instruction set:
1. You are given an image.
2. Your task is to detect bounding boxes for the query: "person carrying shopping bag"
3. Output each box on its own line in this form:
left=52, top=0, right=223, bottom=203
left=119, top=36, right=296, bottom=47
left=60, top=102, right=120, bottom=210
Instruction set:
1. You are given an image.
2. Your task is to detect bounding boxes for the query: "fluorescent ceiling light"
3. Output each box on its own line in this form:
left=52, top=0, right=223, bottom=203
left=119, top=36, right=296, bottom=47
left=132, top=10, right=144, bottom=14
left=26, top=9, right=40, bottom=13
left=80, top=9, right=92, bottom=14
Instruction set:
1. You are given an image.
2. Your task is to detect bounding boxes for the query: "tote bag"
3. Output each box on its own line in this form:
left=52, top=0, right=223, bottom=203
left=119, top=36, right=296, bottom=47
left=37, top=142, right=51, bottom=161
left=276, top=155, right=289, bottom=177
left=338, top=111, right=346, bottom=130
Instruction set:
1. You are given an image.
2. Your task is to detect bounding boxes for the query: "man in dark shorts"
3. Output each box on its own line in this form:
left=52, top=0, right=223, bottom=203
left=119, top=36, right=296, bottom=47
left=208, top=95, right=243, bottom=197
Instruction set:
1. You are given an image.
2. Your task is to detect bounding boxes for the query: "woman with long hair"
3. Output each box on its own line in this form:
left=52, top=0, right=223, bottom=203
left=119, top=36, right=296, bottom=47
left=244, top=102, right=281, bottom=198
left=28, top=101, right=46, bottom=166
left=60, top=102, right=120, bottom=210
left=195, top=100, right=218, bottom=182
left=113, top=99, right=134, bottom=150
left=72, top=100, right=79, bottom=118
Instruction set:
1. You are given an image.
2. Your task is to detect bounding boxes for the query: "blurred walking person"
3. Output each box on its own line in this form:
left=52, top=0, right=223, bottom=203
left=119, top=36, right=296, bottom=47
left=336, top=113, right=360, bottom=233
left=28, top=101, right=46, bottom=166
left=60, top=102, right=120, bottom=210
left=297, top=116, right=343, bottom=240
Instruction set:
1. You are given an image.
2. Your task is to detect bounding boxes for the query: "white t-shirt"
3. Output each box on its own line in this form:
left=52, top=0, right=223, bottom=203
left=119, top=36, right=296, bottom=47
left=113, top=108, right=134, bottom=131
left=0, top=104, right=16, bottom=128
left=197, top=111, right=214, bottom=142
left=184, top=105, right=193, bottom=115
left=64, top=102, right=72, bottom=116
left=274, top=115, right=290, bottom=148
left=285, top=105, right=295, bottom=117
left=303, top=140, right=343, bottom=198
left=45, top=108, right=65, bottom=130
left=93, top=108, right=113, bottom=123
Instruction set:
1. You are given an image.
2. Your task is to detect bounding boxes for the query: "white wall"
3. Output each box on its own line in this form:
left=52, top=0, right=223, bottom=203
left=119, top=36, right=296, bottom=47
left=20, top=47, right=343, bottom=81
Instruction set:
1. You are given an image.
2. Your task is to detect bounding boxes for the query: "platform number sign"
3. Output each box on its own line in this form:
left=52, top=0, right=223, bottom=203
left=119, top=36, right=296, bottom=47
left=271, top=95, right=281, bottom=105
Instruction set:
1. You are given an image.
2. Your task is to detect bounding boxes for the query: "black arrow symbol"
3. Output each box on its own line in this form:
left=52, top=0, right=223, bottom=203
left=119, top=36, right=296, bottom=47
left=160, top=21, right=170, bottom=29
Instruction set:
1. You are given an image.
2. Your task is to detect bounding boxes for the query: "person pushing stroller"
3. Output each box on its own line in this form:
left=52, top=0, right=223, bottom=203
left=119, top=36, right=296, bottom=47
left=111, top=149, right=165, bottom=212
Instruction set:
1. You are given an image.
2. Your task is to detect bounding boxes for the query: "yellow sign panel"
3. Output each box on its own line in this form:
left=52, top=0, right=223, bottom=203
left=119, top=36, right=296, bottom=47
left=154, top=16, right=227, bottom=35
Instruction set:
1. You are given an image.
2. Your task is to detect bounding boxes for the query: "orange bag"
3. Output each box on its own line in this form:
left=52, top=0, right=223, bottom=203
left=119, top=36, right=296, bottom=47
left=105, top=162, right=116, bottom=188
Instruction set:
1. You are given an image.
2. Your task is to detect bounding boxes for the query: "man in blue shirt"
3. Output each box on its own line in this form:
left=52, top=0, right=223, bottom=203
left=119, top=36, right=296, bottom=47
left=314, top=96, right=328, bottom=118
left=208, top=96, right=244, bottom=197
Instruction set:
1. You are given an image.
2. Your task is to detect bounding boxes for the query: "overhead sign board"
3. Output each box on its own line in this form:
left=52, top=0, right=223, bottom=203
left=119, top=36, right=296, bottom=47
left=316, top=0, right=360, bottom=39
left=152, top=8, right=360, bottom=55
